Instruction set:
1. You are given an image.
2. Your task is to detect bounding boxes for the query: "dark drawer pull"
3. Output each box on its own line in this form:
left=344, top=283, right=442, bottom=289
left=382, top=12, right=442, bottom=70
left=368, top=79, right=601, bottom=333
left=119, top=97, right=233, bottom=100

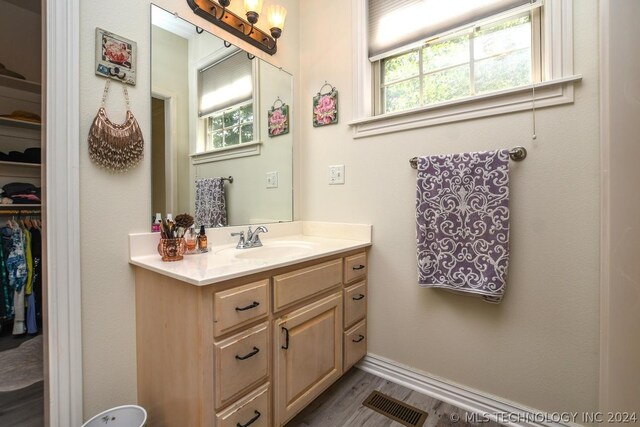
left=237, top=410, right=261, bottom=427
left=352, top=334, right=365, bottom=343
left=281, top=326, right=290, bottom=350
left=235, top=301, right=260, bottom=311
left=235, top=347, right=260, bottom=360
left=352, top=264, right=366, bottom=271
left=352, top=293, right=365, bottom=301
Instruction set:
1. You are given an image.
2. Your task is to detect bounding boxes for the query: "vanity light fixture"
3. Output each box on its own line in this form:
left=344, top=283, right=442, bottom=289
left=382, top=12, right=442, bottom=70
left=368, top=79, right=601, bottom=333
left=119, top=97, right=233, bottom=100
left=186, top=0, right=286, bottom=55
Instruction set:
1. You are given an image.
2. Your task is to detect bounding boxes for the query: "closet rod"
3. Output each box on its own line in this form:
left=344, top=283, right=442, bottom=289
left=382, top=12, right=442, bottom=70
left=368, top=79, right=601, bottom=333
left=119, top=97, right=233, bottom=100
left=409, top=146, right=527, bottom=169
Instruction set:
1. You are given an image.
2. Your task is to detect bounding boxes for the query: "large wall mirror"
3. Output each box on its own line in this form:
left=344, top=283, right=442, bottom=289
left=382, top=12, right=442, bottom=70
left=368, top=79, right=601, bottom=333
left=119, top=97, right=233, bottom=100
left=151, top=4, right=293, bottom=227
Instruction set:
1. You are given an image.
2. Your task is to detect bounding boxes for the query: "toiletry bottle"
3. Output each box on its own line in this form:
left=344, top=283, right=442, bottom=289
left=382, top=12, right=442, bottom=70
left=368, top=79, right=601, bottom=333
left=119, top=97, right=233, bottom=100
left=166, top=213, right=173, bottom=222
left=152, top=213, right=162, bottom=233
left=185, top=226, right=197, bottom=253
left=197, top=225, right=208, bottom=253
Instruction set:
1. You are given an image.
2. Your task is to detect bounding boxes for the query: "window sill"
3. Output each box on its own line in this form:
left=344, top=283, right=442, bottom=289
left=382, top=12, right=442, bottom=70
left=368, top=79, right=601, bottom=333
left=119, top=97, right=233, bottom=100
left=348, top=75, right=582, bottom=138
left=190, top=140, right=263, bottom=164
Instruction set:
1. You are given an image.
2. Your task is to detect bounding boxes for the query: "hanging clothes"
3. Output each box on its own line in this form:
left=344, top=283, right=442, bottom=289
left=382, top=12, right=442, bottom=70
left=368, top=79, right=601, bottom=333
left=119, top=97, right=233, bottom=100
left=29, top=226, right=42, bottom=322
left=0, top=240, right=10, bottom=320
left=5, top=222, right=27, bottom=293
left=0, top=219, right=41, bottom=332
left=26, top=224, right=40, bottom=334
left=1, top=224, right=16, bottom=321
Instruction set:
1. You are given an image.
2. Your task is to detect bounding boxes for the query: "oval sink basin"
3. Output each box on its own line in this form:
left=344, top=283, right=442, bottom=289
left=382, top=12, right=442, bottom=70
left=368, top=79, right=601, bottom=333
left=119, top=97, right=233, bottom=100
left=233, top=241, right=316, bottom=260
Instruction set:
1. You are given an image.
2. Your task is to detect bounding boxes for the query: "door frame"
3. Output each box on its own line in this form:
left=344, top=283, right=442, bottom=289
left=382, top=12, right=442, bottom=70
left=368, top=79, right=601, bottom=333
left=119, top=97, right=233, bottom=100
left=151, top=89, right=178, bottom=214
left=45, top=0, right=84, bottom=425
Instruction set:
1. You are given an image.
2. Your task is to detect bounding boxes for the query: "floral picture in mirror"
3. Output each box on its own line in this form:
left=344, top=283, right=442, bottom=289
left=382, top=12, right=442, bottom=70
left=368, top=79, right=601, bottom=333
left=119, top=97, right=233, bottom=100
left=268, top=97, right=290, bottom=137
left=312, top=82, right=338, bottom=127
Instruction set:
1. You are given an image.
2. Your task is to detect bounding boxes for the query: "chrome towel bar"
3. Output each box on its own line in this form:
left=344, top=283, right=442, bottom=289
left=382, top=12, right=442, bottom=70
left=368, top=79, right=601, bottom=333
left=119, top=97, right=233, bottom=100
left=409, top=146, right=527, bottom=169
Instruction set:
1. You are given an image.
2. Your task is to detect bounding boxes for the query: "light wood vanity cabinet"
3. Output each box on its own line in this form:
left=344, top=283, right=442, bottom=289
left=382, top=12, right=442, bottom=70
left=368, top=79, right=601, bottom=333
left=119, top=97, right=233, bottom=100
left=135, top=248, right=368, bottom=427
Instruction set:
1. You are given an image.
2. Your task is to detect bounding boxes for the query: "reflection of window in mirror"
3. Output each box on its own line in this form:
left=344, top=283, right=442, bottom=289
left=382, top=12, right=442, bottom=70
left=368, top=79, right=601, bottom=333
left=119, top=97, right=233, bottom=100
left=198, top=50, right=255, bottom=152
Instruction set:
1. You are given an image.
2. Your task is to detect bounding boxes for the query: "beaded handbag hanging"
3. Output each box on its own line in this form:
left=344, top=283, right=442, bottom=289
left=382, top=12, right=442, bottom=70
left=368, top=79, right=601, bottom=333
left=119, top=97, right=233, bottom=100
left=88, top=79, right=144, bottom=172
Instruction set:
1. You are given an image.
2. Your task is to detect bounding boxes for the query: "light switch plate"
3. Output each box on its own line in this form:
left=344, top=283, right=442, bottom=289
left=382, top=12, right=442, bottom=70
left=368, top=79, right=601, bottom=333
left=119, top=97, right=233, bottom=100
left=328, top=165, right=345, bottom=185
left=266, top=171, right=279, bottom=188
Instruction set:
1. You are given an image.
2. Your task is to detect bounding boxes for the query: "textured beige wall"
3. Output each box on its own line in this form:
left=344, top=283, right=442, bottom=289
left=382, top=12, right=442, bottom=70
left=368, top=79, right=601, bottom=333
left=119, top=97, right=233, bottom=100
left=79, top=0, right=299, bottom=418
left=601, top=0, right=640, bottom=414
left=79, top=0, right=151, bottom=418
left=299, top=0, right=600, bottom=414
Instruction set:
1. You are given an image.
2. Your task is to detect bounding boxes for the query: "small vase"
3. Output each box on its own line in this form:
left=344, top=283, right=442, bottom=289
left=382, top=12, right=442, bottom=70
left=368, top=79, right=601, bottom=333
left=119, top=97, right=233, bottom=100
left=157, top=237, right=186, bottom=262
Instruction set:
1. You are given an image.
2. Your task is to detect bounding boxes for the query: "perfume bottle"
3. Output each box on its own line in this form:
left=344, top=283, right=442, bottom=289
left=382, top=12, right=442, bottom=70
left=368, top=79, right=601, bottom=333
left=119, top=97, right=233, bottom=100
left=152, top=213, right=162, bottom=233
left=184, top=226, right=197, bottom=254
left=197, top=225, right=208, bottom=253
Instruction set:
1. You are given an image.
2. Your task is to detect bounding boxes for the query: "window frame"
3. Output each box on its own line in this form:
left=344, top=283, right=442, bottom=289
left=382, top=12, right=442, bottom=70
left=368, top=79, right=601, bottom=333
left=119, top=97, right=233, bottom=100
left=204, top=99, right=255, bottom=151
left=349, top=0, right=581, bottom=138
left=375, top=11, right=538, bottom=115
left=190, top=57, right=263, bottom=165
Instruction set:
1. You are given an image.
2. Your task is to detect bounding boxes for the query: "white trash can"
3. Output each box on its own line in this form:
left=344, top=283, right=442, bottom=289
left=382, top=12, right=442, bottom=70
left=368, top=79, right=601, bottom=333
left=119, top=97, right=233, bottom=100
left=82, top=405, right=147, bottom=427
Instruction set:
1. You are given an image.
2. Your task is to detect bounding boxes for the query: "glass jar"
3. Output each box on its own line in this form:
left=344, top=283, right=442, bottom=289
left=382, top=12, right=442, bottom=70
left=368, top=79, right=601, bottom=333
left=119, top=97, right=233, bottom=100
left=184, top=226, right=198, bottom=254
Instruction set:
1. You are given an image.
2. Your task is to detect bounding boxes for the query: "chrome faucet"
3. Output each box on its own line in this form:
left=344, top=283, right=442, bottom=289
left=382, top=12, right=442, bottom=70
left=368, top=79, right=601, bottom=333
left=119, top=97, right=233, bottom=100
left=247, top=226, right=268, bottom=247
left=231, top=225, right=268, bottom=249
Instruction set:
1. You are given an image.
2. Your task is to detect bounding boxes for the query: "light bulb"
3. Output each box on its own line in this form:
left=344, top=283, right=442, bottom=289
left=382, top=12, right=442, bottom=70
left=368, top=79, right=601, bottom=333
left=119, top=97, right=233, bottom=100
left=266, top=5, right=287, bottom=31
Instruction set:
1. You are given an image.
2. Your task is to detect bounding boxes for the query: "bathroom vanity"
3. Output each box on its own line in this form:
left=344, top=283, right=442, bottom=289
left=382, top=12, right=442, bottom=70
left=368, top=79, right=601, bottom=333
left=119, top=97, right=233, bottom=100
left=129, top=222, right=371, bottom=427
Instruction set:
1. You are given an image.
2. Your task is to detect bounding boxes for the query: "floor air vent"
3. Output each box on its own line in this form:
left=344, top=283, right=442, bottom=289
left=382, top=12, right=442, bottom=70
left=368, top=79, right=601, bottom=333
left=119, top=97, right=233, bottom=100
left=362, top=390, right=428, bottom=427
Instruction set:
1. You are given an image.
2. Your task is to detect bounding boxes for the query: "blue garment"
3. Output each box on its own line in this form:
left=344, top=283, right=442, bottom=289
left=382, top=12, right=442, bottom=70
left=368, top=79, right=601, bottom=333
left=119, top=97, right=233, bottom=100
left=0, top=240, right=12, bottom=319
left=26, top=293, right=37, bottom=334
left=5, top=225, right=27, bottom=292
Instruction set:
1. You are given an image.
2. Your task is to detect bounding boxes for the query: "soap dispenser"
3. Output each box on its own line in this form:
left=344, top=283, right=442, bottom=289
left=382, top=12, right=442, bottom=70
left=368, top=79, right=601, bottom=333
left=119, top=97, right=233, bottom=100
left=197, top=225, right=208, bottom=253
left=152, top=213, right=162, bottom=232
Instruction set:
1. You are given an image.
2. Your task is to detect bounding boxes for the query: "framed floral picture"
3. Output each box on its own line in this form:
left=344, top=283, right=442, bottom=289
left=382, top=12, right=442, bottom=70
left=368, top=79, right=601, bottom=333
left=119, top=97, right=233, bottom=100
left=268, top=99, right=290, bottom=137
left=313, top=84, right=338, bottom=127
left=95, top=28, right=137, bottom=85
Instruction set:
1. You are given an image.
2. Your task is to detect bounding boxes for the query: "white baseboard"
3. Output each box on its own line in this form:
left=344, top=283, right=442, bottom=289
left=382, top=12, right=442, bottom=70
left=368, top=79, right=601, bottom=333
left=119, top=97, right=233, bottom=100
left=356, top=354, right=580, bottom=427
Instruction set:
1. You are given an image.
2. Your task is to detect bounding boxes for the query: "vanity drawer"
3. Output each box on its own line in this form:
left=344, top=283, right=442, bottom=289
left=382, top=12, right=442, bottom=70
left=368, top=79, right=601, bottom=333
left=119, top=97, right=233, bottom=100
left=344, top=252, right=367, bottom=284
left=273, top=259, right=342, bottom=311
left=215, top=323, right=269, bottom=410
left=344, top=320, right=367, bottom=371
left=216, top=383, right=270, bottom=427
left=213, top=279, right=269, bottom=337
left=344, top=281, right=367, bottom=328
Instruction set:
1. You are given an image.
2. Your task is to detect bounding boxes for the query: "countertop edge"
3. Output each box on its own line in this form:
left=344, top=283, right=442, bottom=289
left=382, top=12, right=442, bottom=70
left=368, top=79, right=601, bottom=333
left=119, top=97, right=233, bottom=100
left=129, top=241, right=371, bottom=286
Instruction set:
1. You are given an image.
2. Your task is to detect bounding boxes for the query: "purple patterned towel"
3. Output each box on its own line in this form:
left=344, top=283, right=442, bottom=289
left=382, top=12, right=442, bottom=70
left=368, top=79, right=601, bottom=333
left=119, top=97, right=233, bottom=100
left=195, top=178, right=228, bottom=228
left=416, top=150, right=510, bottom=303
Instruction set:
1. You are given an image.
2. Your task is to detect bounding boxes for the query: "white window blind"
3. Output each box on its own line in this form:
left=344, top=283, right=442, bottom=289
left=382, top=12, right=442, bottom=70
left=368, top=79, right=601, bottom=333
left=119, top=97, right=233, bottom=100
left=198, top=50, right=253, bottom=117
left=368, top=0, right=534, bottom=60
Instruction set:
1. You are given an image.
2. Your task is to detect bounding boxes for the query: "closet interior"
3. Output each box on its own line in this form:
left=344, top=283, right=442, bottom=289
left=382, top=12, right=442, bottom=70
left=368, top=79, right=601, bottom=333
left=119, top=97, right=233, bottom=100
left=0, top=0, right=45, bottom=425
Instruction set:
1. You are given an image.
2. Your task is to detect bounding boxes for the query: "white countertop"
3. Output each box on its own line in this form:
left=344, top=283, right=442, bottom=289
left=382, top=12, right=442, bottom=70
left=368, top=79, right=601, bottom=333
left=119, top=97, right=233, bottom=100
left=129, top=221, right=372, bottom=286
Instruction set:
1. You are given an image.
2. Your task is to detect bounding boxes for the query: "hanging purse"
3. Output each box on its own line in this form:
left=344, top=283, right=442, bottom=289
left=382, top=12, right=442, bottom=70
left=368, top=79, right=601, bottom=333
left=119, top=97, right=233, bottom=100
left=88, top=79, right=144, bottom=172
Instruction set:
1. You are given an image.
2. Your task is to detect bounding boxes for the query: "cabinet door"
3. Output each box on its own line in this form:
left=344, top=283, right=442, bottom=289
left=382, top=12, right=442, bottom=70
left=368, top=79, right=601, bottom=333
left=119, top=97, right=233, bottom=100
left=273, top=292, right=343, bottom=426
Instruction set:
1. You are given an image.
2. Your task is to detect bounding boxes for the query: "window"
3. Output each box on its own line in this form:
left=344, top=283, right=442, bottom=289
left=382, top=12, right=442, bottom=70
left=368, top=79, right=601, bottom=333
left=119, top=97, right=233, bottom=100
left=205, top=101, right=254, bottom=150
left=350, top=0, right=580, bottom=138
left=379, top=13, right=535, bottom=114
left=198, top=50, right=255, bottom=151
